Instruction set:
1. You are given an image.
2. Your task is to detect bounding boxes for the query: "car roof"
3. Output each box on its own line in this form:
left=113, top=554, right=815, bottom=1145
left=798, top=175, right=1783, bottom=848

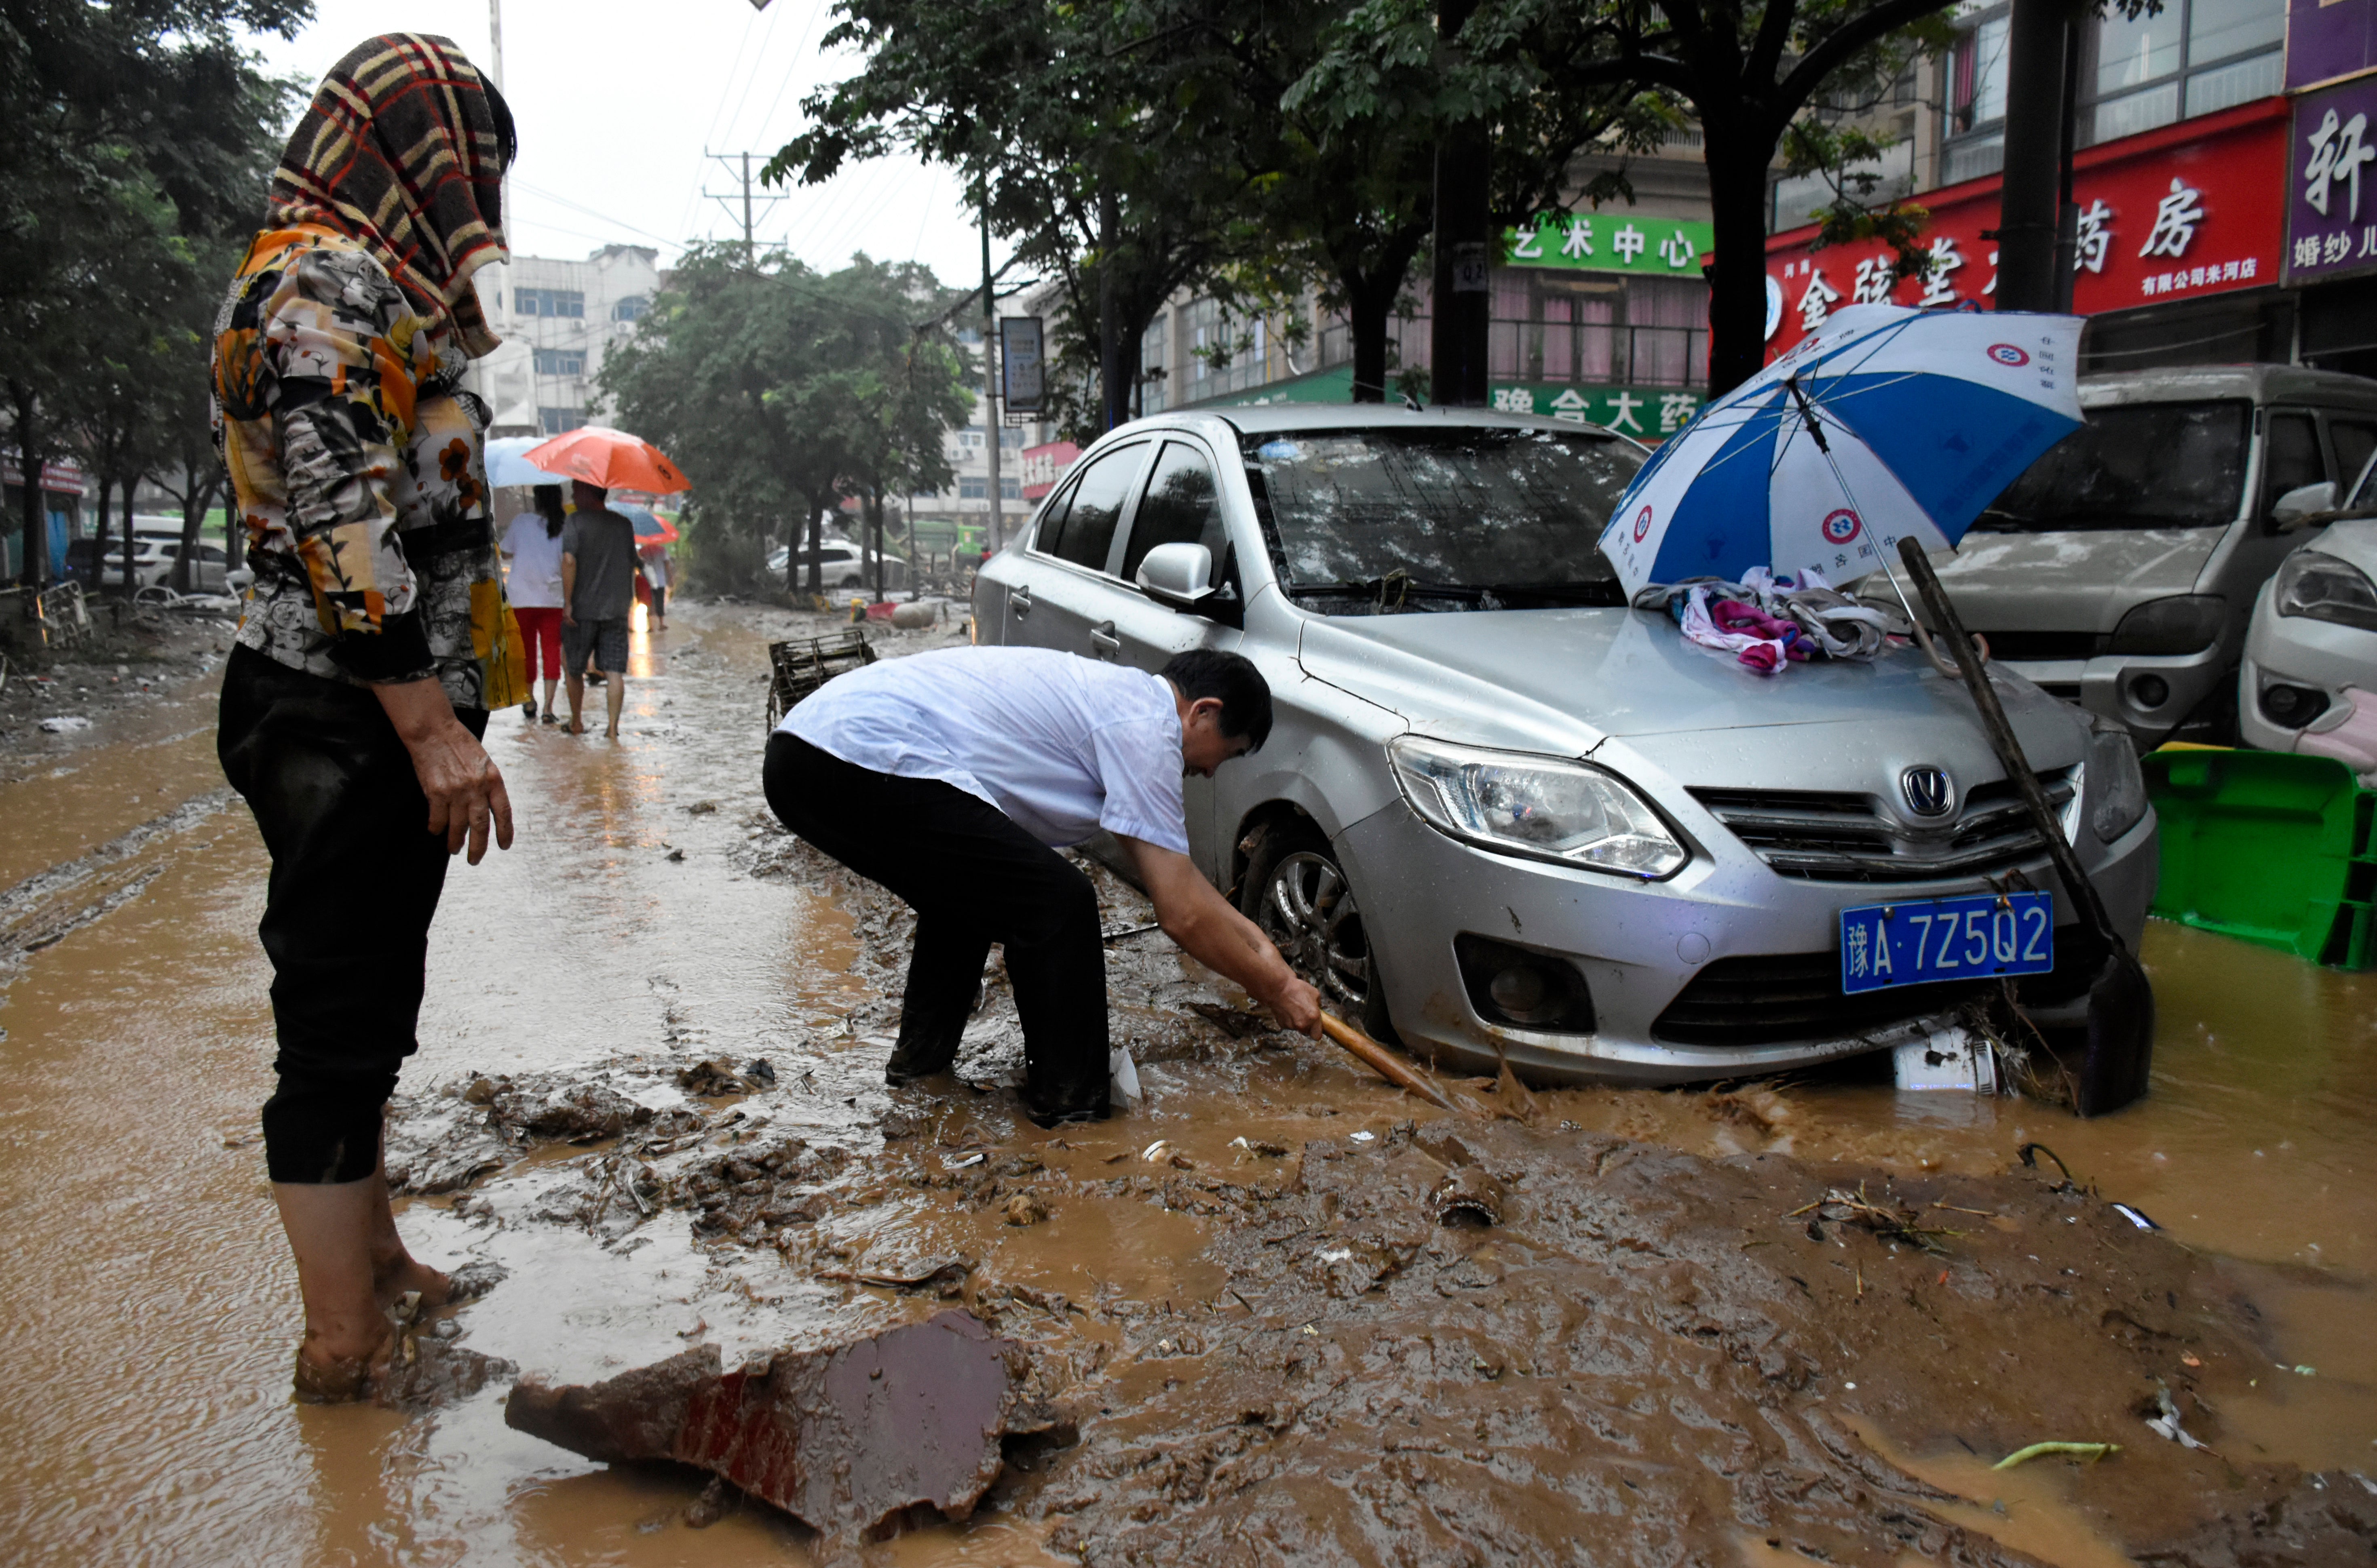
left=1103, top=403, right=1641, bottom=445
left=2079, top=364, right=2377, bottom=410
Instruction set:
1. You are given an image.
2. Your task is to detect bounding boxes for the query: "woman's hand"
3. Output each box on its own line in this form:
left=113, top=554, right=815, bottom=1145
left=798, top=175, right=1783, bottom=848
left=372, top=679, right=515, bottom=863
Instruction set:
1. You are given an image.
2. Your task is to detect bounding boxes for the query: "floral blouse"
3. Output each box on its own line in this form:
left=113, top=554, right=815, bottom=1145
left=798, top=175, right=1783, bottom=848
left=213, top=225, right=520, bottom=711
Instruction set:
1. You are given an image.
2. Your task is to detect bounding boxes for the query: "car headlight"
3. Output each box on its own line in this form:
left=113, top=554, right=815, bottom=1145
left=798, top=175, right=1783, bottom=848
left=2086, top=715, right=2148, bottom=843
left=1387, top=736, right=1687, bottom=879
left=2274, top=550, right=2377, bottom=634
left=2108, top=594, right=2227, bottom=655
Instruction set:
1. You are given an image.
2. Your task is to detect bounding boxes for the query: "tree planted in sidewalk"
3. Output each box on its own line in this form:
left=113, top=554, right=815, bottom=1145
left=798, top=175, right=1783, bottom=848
left=1, top=0, right=306, bottom=586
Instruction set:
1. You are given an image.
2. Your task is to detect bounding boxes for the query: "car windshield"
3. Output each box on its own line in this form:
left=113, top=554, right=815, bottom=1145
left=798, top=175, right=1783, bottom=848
left=1971, top=400, right=2249, bottom=531
left=1239, top=425, right=1642, bottom=611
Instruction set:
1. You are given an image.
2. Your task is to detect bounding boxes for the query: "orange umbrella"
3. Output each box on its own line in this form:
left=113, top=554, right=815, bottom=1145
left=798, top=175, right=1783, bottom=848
left=524, top=426, right=690, bottom=494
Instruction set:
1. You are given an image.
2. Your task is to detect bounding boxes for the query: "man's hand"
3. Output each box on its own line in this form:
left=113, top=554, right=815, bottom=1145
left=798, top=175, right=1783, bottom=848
left=373, top=678, right=515, bottom=863
left=1120, top=837, right=1325, bottom=1037
left=560, top=552, right=578, bottom=627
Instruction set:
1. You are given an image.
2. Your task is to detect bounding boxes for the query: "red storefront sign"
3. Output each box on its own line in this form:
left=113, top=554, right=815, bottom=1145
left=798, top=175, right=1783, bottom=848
left=0, top=455, right=88, bottom=496
left=1765, top=97, right=2290, bottom=360
left=1017, top=440, right=1081, bottom=501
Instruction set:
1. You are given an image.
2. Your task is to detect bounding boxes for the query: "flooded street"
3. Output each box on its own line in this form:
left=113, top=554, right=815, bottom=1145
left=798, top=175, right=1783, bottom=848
left=2, top=599, right=2373, bottom=1565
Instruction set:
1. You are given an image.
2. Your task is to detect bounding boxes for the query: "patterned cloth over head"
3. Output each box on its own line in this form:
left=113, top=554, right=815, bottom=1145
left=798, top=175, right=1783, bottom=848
left=211, top=34, right=523, bottom=712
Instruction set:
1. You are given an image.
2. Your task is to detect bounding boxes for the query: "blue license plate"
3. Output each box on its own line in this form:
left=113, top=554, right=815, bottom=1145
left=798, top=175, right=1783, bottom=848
left=1839, top=892, right=2054, bottom=994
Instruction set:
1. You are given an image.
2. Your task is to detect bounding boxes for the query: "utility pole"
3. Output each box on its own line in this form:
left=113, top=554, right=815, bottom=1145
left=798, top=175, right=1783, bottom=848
left=1993, top=0, right=2079, bottom=311
left=981, top=189, right=1006, bottom=556
left=703, top=152, right=785, bottom=261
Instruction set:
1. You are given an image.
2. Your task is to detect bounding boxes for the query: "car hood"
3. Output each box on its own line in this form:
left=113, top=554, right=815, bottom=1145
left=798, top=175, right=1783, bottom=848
left=1295, top=606, right=2087, bottom=782
left=1924, top=529, right=2222, bottom=633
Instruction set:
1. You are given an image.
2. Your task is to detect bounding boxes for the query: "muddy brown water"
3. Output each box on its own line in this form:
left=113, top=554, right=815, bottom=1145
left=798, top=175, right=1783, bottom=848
left=0, top=601, right=2371, bottom=1565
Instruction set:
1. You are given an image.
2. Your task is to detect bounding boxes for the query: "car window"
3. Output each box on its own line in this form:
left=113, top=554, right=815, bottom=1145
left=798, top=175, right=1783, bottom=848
left=1120, top=440, right=1226, bottom=583
left=1037, top=442, right=1144, bottom=572
left=2261, top=412, right=2322, bottom=515
left=1240, top=426, right=1642, bottom=610
left=199, top=545, right=226, bottom=563
left=1977, top=400, right=2248, bottom=531
left=2330, top=419, right=2377, bottom=499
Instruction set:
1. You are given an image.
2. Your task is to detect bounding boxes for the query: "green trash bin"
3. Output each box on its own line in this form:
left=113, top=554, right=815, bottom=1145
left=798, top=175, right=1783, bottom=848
left=2142, top=748, right=2377, bottom=970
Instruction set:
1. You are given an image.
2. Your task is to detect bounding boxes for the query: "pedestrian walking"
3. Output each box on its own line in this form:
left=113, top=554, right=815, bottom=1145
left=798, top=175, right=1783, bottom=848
left=640, top=537, right=673, bottom=629
left=762, top=646, right=1321, bottom=1127
left=210, top=32, right=519, bottom=1402
left=560, top=478, right=637, bottom=738
left=500, top=485, right=567, bottom=722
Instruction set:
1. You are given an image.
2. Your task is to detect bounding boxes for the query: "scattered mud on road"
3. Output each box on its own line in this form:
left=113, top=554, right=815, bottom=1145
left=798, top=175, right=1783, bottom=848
left=2, top=599, right=2373, bottom=1566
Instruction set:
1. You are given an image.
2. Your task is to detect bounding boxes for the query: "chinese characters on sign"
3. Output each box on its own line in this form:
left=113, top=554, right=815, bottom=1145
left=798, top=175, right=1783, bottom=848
left=1016, top=441, right=1081, bottom=501
left=1764, top=98, right=2288, bottom=358
left=1503, top=215, right=1715, bottom=277
left=1488, top=383, right=1701, bottom=436
left=2287, top=77, right=2377, bottom=285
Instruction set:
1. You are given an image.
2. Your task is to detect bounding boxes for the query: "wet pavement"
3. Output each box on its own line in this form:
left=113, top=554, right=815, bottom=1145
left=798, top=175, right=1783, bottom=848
left=0, top=599, right=2372, bottom=1565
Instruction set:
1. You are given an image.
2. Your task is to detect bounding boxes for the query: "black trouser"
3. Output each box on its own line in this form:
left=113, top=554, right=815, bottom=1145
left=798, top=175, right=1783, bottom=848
left=217, top=645, right=486, bottom=1183
left=762, top=732, right=1109, bottom=1125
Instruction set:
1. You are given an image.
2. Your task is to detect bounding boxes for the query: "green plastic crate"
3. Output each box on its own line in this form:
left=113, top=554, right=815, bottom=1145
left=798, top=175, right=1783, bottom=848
left=2142, top=748, right=2377, bottom=969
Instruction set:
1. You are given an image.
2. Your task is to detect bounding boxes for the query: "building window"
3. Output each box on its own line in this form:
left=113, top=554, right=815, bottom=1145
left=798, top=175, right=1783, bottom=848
left=1485, top=271, right=1708, bottom=389
left=516, top=287, right=586, bottom=318
left=538, top=407, right=585, bottom=434
left=532, top=348, right=586, bottom=377
left=958, top=476, right=988, bottom=499
left=1001, top=476, right=1021, bottom=500
left=1942, top=0, right=2282, bottom=182
left=611, top=295, right=648, bottom=323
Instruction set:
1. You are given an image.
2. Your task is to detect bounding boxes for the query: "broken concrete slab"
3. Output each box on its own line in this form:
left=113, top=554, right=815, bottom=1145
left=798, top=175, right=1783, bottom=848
left=503, top=1309, right=1026, bottom=1541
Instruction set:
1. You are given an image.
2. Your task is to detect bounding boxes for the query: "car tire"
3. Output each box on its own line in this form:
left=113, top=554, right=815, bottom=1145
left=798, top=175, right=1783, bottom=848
left=1239, top=824, right=1398, bottom=1043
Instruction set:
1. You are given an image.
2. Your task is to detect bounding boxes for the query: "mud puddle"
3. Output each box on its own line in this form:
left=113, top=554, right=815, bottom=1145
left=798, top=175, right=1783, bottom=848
left=1, top=599, right=2372, bottom=1565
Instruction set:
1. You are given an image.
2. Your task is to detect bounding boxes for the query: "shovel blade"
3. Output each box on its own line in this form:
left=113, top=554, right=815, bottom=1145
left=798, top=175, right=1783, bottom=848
left=2075, top=953, right=2155, bottom=1117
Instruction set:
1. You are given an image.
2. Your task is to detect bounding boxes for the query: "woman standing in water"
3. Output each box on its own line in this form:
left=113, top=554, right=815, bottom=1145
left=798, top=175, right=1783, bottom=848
left=501, top=485, right=568, bottom=721
left=211, top=34, right=521, bottom=1400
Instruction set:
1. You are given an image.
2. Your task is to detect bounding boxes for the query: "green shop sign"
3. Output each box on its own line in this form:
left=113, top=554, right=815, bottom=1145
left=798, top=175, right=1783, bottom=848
left=1490, top=382, right=1702, bottom=439
left=1502, top=215, right=1714, bottom=277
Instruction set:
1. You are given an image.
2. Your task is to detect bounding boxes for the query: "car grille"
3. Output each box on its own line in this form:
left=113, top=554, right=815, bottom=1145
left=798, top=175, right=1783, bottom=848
left=1652, top=951, right=1986, bottom=1045
left=1689, top=771, right=2076, bottom=883
left=1652, top=938, right=2094, bottom=1047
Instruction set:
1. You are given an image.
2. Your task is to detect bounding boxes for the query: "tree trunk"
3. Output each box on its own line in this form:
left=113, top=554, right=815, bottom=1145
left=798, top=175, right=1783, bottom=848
left=1343, top=258, right=1410, bottom=404
left=123, top=473, right=141, bottom=601
left=1429, top=0, right=1491, bottom=409
left=11, top=381, right=48, bottom=588
left=868, top=488, right=885, bottom=605
left=805, top=498, right=825, bottom=598
left=174, top=471, right=214, bottom=595
left=91, top=473, right=112, bottom=594
left=1702, top=135, right=1776, bottom=397
left=1098, top=190, right=1126, bottom=433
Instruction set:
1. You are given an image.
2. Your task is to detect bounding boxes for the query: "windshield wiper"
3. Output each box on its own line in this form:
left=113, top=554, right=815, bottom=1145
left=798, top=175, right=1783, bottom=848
left=1284, top=577, right=1486, bottom=604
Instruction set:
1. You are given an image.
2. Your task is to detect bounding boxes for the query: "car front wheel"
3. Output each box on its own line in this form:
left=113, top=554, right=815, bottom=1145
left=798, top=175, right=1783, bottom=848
left=1240, top=825, right=1395, bottom=1041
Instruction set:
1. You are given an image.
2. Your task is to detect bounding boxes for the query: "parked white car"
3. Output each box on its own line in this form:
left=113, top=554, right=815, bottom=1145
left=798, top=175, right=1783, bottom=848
left=766, top=536, right=907, bottom=591
left=2240, top=450, right=2377, bottom=778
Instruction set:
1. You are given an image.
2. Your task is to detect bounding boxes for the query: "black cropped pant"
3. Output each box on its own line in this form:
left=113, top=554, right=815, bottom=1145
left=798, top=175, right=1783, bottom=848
left=218, top=645, right=484, bottom=1183
left=762, top=731, right=1109, bottom=1125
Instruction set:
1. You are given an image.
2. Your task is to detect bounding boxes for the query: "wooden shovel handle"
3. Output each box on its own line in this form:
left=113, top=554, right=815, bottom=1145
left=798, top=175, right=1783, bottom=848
left=1317, top=1013, right=1482, bottom=1117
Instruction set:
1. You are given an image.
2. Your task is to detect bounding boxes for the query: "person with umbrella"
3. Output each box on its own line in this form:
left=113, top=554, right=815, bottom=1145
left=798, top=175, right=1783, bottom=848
left=210, top=33, right=518, bottom=1401
left=560, top=479, right=639, bottom=738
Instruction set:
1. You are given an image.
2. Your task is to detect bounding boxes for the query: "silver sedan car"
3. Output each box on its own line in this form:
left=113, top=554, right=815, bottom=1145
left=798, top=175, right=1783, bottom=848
left=976, top=404, right=2159, bottom=1085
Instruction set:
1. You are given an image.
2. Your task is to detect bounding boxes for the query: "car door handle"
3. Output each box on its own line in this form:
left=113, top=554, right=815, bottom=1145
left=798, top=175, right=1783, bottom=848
left=1011, top=584, right=1032, bottom=619
left=1090, top=620, right=1121, bottom=660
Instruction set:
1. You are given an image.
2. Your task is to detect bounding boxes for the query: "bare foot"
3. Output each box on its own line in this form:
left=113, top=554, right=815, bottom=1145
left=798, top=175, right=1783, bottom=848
left=374, top=1252, right=452, bottom=1313
left=292, top=1321, right=394, bottom=1404
left=565, top=720, right=585, bottom=735
left=605, top=726, right=621, bottom=740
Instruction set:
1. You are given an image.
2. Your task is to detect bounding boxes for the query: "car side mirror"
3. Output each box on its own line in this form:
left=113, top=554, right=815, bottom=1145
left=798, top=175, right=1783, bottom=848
left=2273, top=481, right=2339, bottom=531
left=1136, top=542, right=1214, bottom=611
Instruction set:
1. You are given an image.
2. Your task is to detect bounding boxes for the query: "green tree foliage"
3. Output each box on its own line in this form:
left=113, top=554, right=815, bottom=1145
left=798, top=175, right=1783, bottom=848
left=599, top=246, right=967, bottom=597
left=1296, top=0, right=1962, bottom=396
left=0, top=0, right=304, bottom=586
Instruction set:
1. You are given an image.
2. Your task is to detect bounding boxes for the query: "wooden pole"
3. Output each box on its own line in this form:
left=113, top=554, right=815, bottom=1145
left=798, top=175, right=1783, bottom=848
left=1316, top=1014, right=1484, bottom=1118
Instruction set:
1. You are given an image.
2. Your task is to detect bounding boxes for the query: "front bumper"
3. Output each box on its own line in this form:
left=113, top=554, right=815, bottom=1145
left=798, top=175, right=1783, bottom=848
left=1336, top=800, right=2159, bottom=1086
left=2003, top=643, right=2231, bottom=745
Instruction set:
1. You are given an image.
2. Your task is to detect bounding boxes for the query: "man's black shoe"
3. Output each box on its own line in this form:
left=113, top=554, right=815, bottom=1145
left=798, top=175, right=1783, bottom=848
left=882, top=1039, right=959, bottom=1086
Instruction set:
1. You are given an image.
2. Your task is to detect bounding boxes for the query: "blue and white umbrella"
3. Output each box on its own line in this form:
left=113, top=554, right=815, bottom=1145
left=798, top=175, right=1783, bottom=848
left=483, top=434, right=571, bottom=489
left=1598, top=304, right=2086, bottom=599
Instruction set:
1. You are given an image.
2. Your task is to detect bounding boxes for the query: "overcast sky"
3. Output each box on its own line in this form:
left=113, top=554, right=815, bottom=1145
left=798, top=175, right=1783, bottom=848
left=247, top=0, right=1005, bottom=287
